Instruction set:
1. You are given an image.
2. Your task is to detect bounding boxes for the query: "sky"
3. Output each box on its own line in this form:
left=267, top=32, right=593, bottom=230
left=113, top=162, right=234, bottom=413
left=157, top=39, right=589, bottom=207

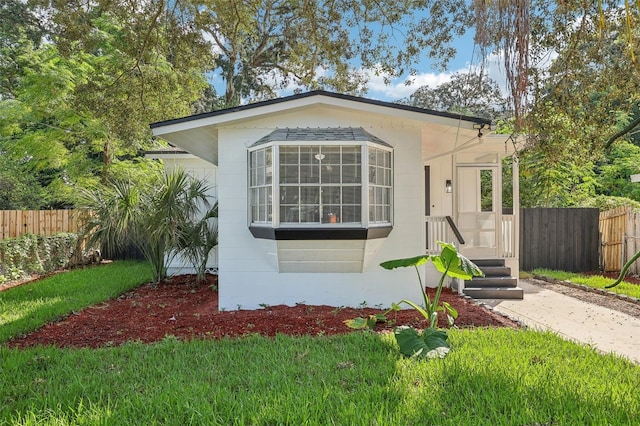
left=208, top=26, right=509, bottom=104
left=364, top=43, right=506, bottom=102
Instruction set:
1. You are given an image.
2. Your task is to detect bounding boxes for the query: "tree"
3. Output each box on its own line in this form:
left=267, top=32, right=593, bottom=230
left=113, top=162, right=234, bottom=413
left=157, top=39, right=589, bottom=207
left=0, top=2, right=212, bottom=206
left=474, top=0, right=640, bottom=135
left=400, top=71, right=509, bottom=120
left=595, top=141, right=640, bottom=202
left=187, top=0, right=474, bottom=106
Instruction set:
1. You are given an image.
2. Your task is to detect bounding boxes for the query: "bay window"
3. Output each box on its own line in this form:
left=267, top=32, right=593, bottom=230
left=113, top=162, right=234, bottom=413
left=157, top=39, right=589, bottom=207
left=248, top=128, right=393, bottom=239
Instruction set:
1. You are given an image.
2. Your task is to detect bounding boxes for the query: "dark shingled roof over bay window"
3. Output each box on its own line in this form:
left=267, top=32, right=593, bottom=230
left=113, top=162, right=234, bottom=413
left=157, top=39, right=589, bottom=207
left=250, top=127, right=392, bottom=147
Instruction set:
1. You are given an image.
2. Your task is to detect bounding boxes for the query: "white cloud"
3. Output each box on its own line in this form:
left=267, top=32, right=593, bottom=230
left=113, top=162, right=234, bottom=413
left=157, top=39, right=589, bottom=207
left=365, top=70, right=455, bottom=100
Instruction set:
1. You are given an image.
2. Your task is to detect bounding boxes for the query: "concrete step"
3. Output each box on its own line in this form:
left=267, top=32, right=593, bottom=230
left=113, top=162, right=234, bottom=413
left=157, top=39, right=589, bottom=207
left=471, top=259, right=505, bottom=268
left=463, top=287, right=524, bottom=300
left=470, top=276, right=518, bottom=288
left=480, top=266, right=512, bottom=277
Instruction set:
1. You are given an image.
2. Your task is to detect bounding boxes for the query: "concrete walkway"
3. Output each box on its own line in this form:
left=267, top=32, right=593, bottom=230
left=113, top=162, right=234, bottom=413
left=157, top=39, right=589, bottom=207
left=483, top=279, right=640, bottom=364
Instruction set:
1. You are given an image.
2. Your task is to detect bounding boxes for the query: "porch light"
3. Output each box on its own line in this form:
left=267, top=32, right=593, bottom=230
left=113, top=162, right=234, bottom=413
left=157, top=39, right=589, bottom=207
left=445, top=179, right=452, bottom=193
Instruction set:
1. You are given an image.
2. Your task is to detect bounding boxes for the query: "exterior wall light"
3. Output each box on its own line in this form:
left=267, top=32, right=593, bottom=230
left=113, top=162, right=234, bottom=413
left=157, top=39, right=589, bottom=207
left=445, top=179, right=452, bottom=193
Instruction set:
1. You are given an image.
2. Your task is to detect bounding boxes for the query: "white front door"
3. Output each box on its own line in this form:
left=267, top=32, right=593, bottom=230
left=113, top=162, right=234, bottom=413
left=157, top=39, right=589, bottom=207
left=456, top=165, right=499, bottom=258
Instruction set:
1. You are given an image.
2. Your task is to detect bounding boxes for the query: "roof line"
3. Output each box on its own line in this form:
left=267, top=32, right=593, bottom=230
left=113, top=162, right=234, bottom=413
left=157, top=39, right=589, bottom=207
left=150, top=90, right=491, bottom=129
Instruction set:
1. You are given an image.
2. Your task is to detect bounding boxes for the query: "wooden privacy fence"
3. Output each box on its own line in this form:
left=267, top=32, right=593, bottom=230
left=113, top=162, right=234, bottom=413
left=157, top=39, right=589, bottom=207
left=0, top=210, right=84, bottom=240
left=599, top=206, right=640, bottom=273
left=520, top=208, right=600, bottom=272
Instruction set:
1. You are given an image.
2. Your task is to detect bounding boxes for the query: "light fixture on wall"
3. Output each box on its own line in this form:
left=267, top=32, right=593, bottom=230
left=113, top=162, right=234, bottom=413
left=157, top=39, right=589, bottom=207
left=445, top=179, right=452, bottom=193
left=473, top=123, right=490, bottom=138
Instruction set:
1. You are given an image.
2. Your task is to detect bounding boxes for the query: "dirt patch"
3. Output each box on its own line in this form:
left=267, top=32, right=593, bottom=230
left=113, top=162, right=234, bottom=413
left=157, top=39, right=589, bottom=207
left=7, top=274, right=518, bottom=349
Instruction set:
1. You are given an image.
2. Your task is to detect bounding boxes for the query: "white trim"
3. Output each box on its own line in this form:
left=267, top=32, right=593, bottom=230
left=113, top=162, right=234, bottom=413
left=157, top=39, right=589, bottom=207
left=151, top=94, right=482, bottom=137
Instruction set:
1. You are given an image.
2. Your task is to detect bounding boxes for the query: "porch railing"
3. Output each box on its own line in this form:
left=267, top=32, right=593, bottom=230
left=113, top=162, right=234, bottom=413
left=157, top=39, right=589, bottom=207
left=426, top=215, right=517, bottom=258
left=425, top=216, right=457, bottom=254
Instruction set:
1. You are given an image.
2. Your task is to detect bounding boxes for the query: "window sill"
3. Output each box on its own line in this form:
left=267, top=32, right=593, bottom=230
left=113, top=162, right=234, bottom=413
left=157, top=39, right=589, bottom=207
left=249, top=226, right=392, bottom=240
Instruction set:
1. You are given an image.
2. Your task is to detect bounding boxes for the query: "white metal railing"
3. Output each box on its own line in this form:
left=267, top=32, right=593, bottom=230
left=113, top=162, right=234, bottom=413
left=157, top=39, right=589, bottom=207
left=426, top=215, right=517, bottom=258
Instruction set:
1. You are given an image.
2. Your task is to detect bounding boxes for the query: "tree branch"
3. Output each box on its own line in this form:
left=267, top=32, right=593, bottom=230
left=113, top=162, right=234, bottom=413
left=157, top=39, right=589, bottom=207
left=604, top=113, right=640, bottom=151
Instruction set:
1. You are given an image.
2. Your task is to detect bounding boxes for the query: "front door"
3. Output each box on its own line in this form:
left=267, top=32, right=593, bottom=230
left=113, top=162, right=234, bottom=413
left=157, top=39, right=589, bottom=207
left=456, top=165, right=499, bottom=258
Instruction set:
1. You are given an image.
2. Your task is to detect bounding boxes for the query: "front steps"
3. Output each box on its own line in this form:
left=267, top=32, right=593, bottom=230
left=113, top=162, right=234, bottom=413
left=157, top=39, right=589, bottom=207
left=462, top=259, right=524, bottom=300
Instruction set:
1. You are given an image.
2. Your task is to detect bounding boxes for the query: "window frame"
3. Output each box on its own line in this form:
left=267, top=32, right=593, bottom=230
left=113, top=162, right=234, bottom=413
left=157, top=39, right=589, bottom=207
left=248, top=140, right=393, bottom=229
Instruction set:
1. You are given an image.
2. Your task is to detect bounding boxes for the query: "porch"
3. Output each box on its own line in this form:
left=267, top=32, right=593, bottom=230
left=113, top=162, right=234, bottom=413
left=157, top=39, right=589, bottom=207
left=425, top=215, right=522, bottom=300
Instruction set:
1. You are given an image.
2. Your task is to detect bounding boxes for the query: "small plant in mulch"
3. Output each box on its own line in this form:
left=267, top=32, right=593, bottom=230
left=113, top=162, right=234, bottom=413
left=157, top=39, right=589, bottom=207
left=345, top=242, right=483, bottom=360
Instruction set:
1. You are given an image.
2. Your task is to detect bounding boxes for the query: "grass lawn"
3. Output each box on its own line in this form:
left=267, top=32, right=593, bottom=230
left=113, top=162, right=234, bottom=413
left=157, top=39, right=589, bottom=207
left=1, top=331, right=639, bottom=425
left=532, top=269, right=640, bottom=300
left=0, top=261, right=152, bottom=343
left=1, top=264, right=639, bottom=424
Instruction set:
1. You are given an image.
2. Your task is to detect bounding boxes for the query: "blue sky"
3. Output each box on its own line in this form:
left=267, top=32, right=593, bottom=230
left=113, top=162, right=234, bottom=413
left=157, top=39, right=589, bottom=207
left=363, top=31, right=507, bottom=102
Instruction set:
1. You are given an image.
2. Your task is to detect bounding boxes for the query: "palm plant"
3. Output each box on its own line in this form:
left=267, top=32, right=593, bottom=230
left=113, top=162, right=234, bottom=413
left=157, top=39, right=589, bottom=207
left=78, top=168, right=218, bottom=283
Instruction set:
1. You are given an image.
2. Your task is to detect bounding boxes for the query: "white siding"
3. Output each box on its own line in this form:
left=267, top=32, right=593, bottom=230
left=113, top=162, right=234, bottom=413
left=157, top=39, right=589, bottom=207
left=217, top=109, right=425, bottom=309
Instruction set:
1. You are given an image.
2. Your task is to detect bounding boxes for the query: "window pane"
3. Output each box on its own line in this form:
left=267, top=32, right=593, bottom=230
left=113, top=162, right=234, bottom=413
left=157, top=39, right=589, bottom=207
left=342, top=147, right=360, bottom=164
left=369, top=166, right=377, bottom=184
left=300, top=146, right=318, bottom=164
left=323, top=146, right=340, bottom=164
left=256, top=149, right=265, bottom=168
left=342, top=165, right=360, bottom=183
left=256, top=167, right=265, bottom=186
left=323, top=186, right=341, bottom=204
left=300, top=164, right=319, bottom=183
left=342, top=206, right=361, bottom=223
left=281, top=146, right=298, bottom=164
left=281, top=165, right=299, bottom=184
left=382, top=187, right=390, bottom=205
left=281, top=186, right=299, bottom=204
left=299, top=206, right=319, bottom=223
left=281, top=205, right=298, bottom=222
left=342, top=187, right=360, bottom=204
left=322, top=165, right=340, bottom=183
left=369, top=149, right=377, bottom=167
left=300, top=186, right=320, bottom=204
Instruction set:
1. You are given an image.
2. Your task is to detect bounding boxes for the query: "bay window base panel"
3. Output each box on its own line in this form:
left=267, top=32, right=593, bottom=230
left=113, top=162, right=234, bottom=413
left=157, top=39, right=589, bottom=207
left=249, top=226, right=392, bottom=240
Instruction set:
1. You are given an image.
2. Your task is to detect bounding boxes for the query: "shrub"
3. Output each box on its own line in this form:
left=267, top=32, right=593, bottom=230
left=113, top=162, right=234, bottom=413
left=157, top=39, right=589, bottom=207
left=0, top=233, right=78, bottom=283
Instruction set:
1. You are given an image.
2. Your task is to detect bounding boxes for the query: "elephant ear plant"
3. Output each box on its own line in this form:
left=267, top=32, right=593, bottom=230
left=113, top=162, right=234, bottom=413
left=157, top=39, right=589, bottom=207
left=345, top=242, right=484, bottom=360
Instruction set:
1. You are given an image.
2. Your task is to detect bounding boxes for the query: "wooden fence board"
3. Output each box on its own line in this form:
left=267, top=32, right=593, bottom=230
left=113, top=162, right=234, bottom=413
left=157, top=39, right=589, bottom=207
left=598, top=206, right=640, bottom=273
left=0, top=210, right=83, bottom=240
left=520, top=208, right=600, bottom=272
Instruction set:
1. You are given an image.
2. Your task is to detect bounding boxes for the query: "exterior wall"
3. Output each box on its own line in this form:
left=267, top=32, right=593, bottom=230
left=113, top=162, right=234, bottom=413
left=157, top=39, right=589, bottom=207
left=160, top=156, right=219, bottom=275
left=217, top=107, right=426, bottom=309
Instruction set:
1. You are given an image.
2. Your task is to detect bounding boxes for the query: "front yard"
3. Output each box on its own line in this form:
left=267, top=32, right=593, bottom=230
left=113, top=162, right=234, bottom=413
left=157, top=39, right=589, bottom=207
left=0, top=263, right=638, bottom=424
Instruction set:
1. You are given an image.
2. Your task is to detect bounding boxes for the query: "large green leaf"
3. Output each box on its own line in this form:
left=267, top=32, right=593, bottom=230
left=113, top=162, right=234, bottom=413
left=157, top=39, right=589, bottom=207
left=394, top=326, right=450, bottom=359
left=380, top=255, right=430, bottom=270
left=431, top=242, right=484, bottom=280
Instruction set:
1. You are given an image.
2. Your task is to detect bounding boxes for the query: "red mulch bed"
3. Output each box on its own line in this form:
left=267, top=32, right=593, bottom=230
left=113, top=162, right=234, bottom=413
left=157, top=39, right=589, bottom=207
left=7, top=274, right=518, bottom=349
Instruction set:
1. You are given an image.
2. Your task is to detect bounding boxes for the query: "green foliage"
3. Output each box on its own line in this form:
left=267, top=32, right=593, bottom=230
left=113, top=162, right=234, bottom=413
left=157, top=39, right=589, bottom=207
left=0, top=233, right=78, bottom=283
left=346, top=242, right=483, bottom=359
left=577, top=194, right=640, bottom=212
left=595, top=141, right=640, bottom=202
left=0, top=2, right=211, bottom=207
left=78, top=169, right=218, bottom=283
left=188, top=0, right=473, bottom=106
left=0, top=330, right=638, bottom=424
left=399, top=71, right=509, bottom=120
left=0, top=261, right=152, bottom=342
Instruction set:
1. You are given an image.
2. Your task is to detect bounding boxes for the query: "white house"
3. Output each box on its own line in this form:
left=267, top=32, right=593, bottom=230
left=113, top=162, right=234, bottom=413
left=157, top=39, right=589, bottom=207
left=149, top=91, right=521, bottom=310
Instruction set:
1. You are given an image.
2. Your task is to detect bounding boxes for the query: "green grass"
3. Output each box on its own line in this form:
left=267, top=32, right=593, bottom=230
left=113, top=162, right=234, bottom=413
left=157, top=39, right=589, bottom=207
left=0, top=261, right=152, bottom=343
left=532, top=268, right=640, bottom=300
left=0, top=330, right=638, bottom=425
left=1, top=264, right=638, bottom=424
